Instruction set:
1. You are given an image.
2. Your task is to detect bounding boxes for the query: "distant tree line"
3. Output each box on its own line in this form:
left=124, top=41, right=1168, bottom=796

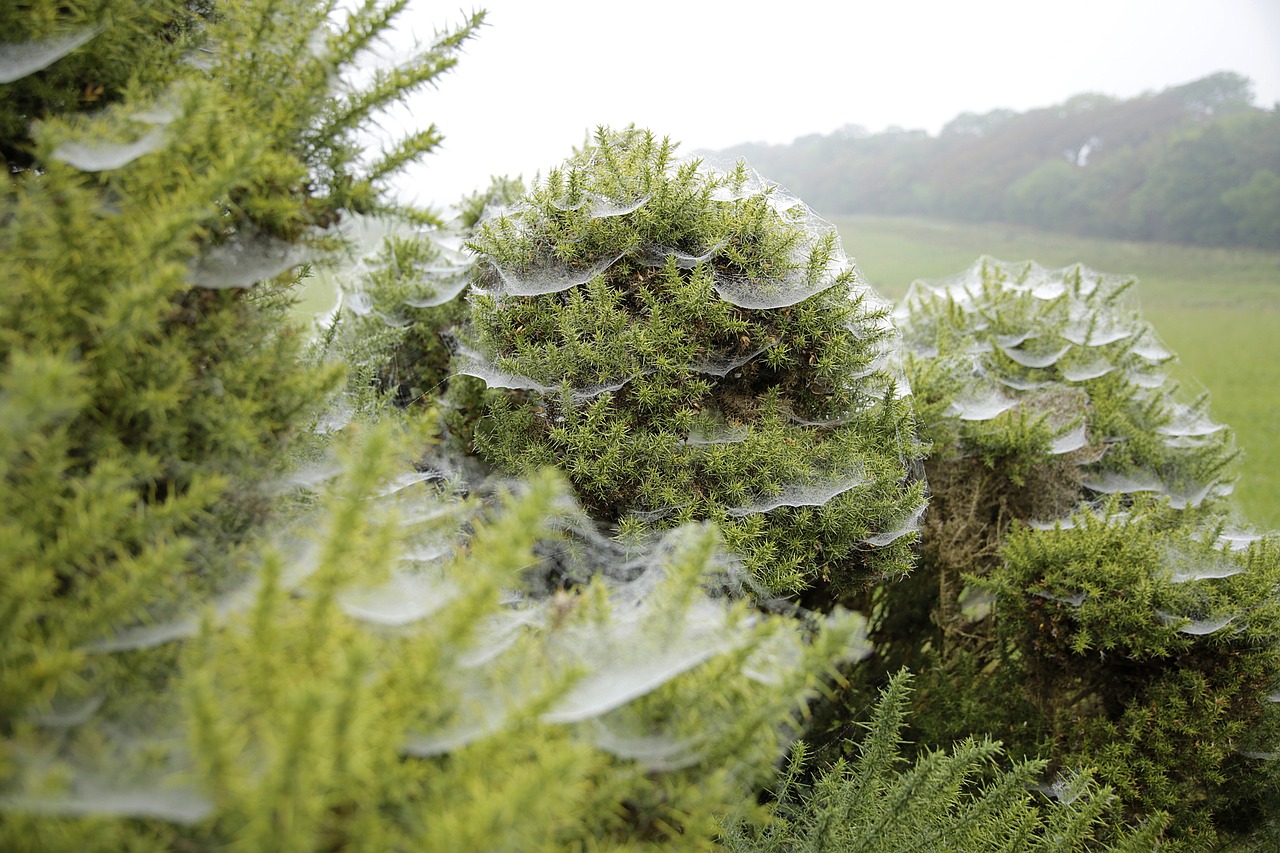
left=722, top=72, right=1280, bottom=249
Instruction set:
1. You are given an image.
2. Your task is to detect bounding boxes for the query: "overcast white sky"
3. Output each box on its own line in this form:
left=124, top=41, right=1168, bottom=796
left=373, top=0, right=1280, bottom=210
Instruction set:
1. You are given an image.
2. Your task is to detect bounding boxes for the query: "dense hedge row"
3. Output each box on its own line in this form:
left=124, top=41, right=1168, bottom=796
left=3, top=3, right=1276, bottom=850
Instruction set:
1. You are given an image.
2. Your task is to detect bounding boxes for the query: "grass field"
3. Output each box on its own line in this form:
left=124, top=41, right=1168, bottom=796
left=833, top=215, right=1280, bottom=529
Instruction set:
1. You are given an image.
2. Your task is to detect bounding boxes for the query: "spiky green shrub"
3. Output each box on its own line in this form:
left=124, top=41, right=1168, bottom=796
left=1, top=0, right=478, bottom=830
left=851, top=257, right=1236, bottom=677
left=720, top=671, right=1167, bottom=852
left=463, top=128, right=924, bottom=601
left=1, top=422, right=870, bottom=851
left=856, top=258, right=1237, bottom=675
left=849, top=257, right=1279, bottom=848
left=0, top=7, right=888, bottom=848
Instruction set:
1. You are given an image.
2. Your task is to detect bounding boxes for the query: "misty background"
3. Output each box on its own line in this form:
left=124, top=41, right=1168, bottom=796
left=372, top=0, right=1280, bottom=228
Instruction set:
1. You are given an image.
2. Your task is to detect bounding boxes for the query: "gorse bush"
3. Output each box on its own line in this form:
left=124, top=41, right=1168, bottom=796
left=865, top=258, right=1239, bottom=685
left=3, top=419, right=875, bottom=850
left=0, top=3, right=898, bottom=849
left=846, top=258, right=1280, bottom=848
left=1, top=0, right=384, bottom=725
left=988, top=502, right=1280, bottom=845
left=463, top=128, right=925, bottom=602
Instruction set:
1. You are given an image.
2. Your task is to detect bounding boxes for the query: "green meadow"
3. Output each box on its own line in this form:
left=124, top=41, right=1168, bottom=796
left=834, top=215, right=1280, bottom=529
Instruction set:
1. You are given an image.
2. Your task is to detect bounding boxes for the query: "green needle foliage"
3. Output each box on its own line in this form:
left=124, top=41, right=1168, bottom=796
left=8, top=3, right=1277, bottom=847
left=985, top=504, right=1280, bottom=849
left=1, top=424, right=871, bottom=851
left=720, top=671, right=1167, bottom=852
left=1, top=0, right=480, bottom=829
left=465, top=128, right=925, bottom=602
left=863, top=258, right=1239, bottom=684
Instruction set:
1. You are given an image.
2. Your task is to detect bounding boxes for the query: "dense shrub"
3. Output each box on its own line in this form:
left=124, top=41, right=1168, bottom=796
left=846, top=257, right=1280, bottom=848
left=336, top=175, right=526, bottom=418
left=462, top=128, right=925, bottom=602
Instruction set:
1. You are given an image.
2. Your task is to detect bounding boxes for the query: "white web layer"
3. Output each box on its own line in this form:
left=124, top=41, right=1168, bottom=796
left=949, top=387, right=1017, bottom=421
left=1061, top=359, right=1115, bottom=382
left=486, top=249, right=628, bottom=297
left=1158, top=611, right=1238, bottom=636
left=726, top=472, right=867, bottom=518
left=23, top=695, right=105, bottom=729
left=1033, top=589, right=1087, bottom=607
left=402, top=229, right=475, bottom=306
left=1048, top=423, right=1089, bottom=455
left=0, top=26, right=101, bottom=83
left=0, top=780, right=213, bottom=825
left=586, top=721, right=704, bottom=771
left=688, top=343, right=773, bottom=377
left=338, top=571, right=460, bottom=626
left=52, top=129, right=167, bottom=172
left=1217, top=529, right=1261, bottom=552
left=864, top=499, right=928, bottom=547
left=542, top=600, right=747, bottom=723
left=1158, top=404, right=1225, bottom=437
left=998, top=341, right=1073, bottom=369
left=635, top=239, right=729, bottom=269
left=681, top=421, right=750, bottom=446
left=1060, top=316, right=1138, bottom=347
left=188, top=231, right=311, bottom=289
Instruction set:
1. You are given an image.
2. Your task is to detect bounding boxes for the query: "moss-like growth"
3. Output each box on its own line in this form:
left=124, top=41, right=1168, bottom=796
left=464, top=128, right=924, bottom=601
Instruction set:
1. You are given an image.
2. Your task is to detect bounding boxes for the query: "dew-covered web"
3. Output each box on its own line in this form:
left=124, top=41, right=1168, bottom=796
left=1158, top=610, right=1239, bottom=636
left=0, top=26, right=102, bottom=84
left=0, top=695, right=213, bottom=824
left=1032, top=772, right=1090, bottom=806
left=452, top=343, right=650, bottom=405
left=398, top=230, right=475, bottom=308
left=897, top=257, right=1233, bottom=524
left=863, top=498, right=929, bottom=547
left=725, top=471, right=868, bottom=518
left=188, top=228, right=314, bottom=290
left=51, top=128, right=168, bottom=172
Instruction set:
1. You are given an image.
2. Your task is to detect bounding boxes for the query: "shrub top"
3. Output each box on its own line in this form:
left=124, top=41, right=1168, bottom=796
left=462, top=128, right=924, bottom=599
